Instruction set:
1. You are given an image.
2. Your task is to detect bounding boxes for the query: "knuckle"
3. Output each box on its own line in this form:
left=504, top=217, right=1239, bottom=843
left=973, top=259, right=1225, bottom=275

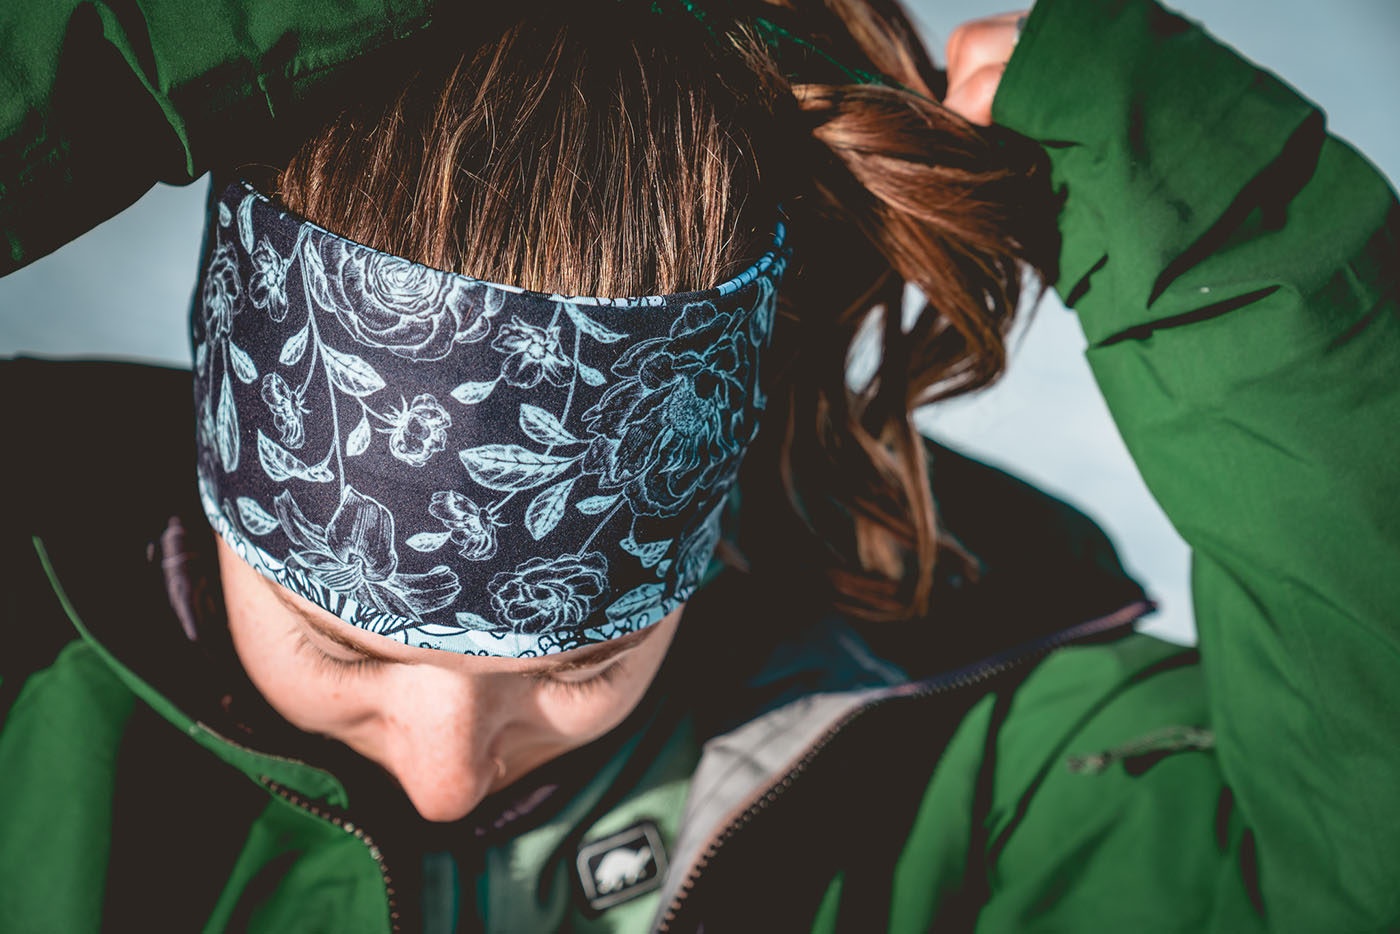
left=949, top=23, right=996, bottom=62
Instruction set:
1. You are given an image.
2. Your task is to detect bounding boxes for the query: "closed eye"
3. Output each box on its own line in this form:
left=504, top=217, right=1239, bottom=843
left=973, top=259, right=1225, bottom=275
left=295, top=633, right=385, bottom=679
left=532, top=658, right=627, bottom=697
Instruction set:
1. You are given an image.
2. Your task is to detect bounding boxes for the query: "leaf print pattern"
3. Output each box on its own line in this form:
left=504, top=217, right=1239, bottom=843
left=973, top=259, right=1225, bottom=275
left=519, top=404, right=583, bottom=447
left=228, top=342, right=259, bottom=384
left=237, top=193, right=257, bottom=253
left=562, top=304, right=627, bottom=343
left=257, top=431, right=333, bottom=483
left=525, top=476, right=578, bottom=541
left=620, top=534, right=672, bottom=568
left=451, top=378, right=498, bottom=405
left=236, top=497, right=280, bottom=536
left=576, top=493, right=621, bottom=515
left=606, top=582, right=666, bottom=627
left=577, top=362, right=608, bottom=387
left=458, top=445, right=578, bottom=492
left=215, top=370, right=239, bottom=472
left=321, top=343, right=386, bottom=397
left=346, top=413, right=372, bottom=457
left=193, top=180, right=788, bottom=656
left=279, top=323, right=310, bottom=366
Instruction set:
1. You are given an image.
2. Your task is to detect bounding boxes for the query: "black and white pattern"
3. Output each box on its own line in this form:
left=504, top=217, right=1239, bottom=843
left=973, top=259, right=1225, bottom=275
left=193, top=181, right=788, bottom=657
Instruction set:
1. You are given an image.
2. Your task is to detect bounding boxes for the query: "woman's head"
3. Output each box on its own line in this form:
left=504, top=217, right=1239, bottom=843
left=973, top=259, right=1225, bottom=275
left=203, top=0, right=1053, bottom=818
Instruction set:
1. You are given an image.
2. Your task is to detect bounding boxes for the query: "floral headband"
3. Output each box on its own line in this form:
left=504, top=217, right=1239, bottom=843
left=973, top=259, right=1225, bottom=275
left=192, top=181, right=788, bottom=657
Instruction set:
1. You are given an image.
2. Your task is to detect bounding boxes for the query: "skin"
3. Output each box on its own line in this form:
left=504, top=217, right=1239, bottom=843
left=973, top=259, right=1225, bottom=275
left=943, top=11, right=1025, bottom=126
left=217, top=536, right=683, bottom=823
left=215, top=11, right=1016, bottom=826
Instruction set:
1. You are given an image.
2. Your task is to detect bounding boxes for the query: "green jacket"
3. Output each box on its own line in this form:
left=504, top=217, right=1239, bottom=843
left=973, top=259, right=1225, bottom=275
left=3, top=0, right=1398, bottom=932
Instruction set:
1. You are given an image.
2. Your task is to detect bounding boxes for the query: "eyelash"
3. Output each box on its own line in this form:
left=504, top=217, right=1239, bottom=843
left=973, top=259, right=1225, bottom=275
left=532, top=659, right=627, bottom=697
left=294, top=633, right=626, bottom=694
left=295, top=634, right=383, bottom=679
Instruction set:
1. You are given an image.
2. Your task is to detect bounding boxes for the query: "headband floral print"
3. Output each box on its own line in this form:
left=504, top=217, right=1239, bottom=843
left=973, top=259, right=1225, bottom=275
left=193, top=181, right=789, bottom=657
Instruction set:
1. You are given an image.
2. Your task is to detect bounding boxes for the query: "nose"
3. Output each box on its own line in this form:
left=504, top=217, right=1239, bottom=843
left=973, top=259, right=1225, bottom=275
left=373, top=669, right=514, bottom=823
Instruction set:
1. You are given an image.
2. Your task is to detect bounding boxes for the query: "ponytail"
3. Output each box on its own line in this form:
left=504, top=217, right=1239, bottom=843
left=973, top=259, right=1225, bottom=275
left=734, top=0, right=1058, bottom=621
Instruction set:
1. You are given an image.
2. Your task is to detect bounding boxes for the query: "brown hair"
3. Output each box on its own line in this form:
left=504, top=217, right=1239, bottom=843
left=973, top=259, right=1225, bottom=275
left=272, top=0, right=1056, bottom=624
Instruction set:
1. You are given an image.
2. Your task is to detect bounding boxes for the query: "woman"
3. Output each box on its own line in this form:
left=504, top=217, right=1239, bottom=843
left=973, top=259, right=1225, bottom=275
left=2, top=0, right=1397, bottom=932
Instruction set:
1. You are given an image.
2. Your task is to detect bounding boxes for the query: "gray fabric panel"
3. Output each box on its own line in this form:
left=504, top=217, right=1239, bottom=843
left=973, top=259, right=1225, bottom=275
left=649, top=613, right=910, bottom=927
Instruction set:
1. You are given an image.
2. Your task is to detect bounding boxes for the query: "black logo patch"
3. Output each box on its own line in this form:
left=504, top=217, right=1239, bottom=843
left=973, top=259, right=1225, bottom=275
left=576, top=820, right=668, bottom=911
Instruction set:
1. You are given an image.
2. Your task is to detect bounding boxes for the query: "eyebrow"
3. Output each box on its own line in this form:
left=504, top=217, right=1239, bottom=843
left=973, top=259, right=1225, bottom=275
left=276, top=588, right=659, bottom=673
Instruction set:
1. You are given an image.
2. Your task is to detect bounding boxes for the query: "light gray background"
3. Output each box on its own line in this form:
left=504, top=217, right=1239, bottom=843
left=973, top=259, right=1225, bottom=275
left=2, top=1, right=1395, bottom=644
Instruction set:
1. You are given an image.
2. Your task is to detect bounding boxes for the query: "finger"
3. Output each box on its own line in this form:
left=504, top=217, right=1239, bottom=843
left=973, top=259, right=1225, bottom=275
left=943, top=62, right=1005, bottom=126
left=944, top=11, right=1025, bottom=91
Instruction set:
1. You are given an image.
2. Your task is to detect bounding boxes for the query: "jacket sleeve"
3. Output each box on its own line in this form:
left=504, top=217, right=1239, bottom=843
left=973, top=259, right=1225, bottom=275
left=0, top=0, right=440, bottom=275
left=992, top=0, right=1400, bottom=930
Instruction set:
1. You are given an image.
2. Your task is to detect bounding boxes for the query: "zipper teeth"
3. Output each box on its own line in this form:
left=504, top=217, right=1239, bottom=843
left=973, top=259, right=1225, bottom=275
left=190, top=720, right=331, bottom=771
left=654, top=600, right=1151, bottom=932
left=907, top=599, right=1153, bottom=695
left=260, top=777, right=402, bottom=934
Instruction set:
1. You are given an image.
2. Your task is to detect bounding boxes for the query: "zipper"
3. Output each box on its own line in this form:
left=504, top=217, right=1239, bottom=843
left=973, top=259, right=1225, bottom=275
left=260, top=776, right=403, bottom=934
left=653, top=599, right=1153, bottom=932
left=33, top=536, right=404, bottom=932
